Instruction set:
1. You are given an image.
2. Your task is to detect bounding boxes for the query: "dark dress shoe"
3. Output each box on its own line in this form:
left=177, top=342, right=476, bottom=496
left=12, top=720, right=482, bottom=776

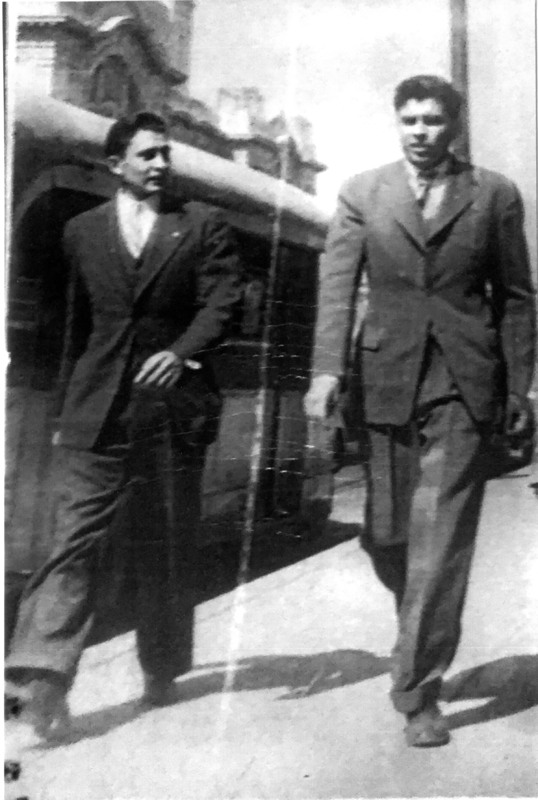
left=6, top=677, right=71, bottom=742
left=25, top=678, right=71, bottom=740
left=405, top=701, right=450, bottom=747
left=141, top=675, right=178, bottom=707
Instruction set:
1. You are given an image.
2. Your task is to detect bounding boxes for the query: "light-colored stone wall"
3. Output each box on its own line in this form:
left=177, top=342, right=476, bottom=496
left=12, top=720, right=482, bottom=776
left=467, top=0, right=536, bottom=277
left=16, top=32, right=57, bottom=97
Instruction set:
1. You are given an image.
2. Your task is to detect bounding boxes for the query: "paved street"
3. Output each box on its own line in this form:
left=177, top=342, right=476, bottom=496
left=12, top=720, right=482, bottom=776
left=7, top=463, right=538, bottom=799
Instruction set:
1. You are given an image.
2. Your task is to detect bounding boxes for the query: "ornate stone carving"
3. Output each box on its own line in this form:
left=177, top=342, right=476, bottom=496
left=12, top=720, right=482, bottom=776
left=15, top=3, right=324, bottom=193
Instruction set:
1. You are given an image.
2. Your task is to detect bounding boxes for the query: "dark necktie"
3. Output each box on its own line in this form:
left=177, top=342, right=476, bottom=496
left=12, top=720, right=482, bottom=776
left=416, top=173, right=434, bottom=209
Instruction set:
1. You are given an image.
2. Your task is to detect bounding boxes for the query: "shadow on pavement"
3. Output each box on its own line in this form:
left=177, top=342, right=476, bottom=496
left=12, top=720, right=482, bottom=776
left=442, top=654, right=538, bottom=729
left=196, top=519, right=361, bottom=603
left=37, top=647, right=389, bottom=748
left=36, top=652, right=538, bottom=748
left=88, top=519, right=362, bottom=645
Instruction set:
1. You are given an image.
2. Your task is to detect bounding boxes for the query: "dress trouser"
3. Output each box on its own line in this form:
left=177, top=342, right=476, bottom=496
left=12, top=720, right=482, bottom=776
left=362, top=395, right=488, bottom=714
left=6, top=400, right=202, bottom=688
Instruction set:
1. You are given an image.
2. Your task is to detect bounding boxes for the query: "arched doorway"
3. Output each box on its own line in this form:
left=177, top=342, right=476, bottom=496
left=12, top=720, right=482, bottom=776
left=6, top=184, right=108, bottom=572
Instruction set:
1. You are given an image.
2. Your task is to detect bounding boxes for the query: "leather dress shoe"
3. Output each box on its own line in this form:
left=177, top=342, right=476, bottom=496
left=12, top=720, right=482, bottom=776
left=405, top=701, right=450, bottom=747
left=6, top=677, right=71, bottom=742
left=141, top=675, right=178, bottom=707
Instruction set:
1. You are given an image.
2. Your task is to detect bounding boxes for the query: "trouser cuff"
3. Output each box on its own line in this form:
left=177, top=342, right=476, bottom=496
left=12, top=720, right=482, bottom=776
left=5, top=657, right=72, bottom=687
left=390, top=678, right=442, bottom=714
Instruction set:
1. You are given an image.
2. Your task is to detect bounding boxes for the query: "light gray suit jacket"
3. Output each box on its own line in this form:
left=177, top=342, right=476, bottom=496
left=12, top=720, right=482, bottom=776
left=313, top=158, right=536, bottom=425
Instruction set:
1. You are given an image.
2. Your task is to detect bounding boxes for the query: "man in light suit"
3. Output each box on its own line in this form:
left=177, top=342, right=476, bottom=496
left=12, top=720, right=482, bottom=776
left=306, top=76, right=535, bottom=746
left=6, top=111, right=242, bottom=738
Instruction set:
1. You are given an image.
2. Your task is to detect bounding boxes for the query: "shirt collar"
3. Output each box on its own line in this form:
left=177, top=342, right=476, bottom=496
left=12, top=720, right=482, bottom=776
left=404, top=156, right=451, bottom=183
left=116, top=189, right=160, bottom=217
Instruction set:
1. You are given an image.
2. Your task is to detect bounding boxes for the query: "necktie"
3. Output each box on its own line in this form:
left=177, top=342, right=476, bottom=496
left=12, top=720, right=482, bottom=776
left=416, top=173, right=433, bottom=209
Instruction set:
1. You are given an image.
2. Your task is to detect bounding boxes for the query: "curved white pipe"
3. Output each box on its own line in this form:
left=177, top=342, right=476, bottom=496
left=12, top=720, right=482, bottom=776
left=13, top=84, right=329, bottom=235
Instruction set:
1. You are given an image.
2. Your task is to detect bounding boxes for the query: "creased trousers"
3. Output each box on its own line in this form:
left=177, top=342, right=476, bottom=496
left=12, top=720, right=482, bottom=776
left=6, top=402, right=202, bottom=686
left=362, top=396, right=488, bottom=714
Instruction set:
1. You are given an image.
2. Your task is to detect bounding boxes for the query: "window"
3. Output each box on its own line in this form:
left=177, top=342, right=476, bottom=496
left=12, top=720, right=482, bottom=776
left=89, top=56, right=140, bottom=117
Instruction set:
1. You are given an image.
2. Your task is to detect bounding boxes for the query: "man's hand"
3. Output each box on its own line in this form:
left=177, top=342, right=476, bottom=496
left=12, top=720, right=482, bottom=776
left=504, top=393, right=532, bottom=436
left=134, top=351, right=183, bottom=389
left=304, top=374, right=340, bottom=420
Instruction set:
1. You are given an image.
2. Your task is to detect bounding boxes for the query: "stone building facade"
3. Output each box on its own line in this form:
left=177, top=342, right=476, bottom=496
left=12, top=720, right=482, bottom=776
left=15, top=0, right=324, bottom=192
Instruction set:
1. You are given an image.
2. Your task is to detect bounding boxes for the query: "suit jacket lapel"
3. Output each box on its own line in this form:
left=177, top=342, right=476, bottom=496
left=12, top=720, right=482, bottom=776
left=425, top=162, right=475, bottom=243
left=93, top=202, right=135, bottom=302
left=108, top=202, right=141, bottom=290
left=135, top=211, right=187, bottom=302
left=384, top=162, right=426, bottom=252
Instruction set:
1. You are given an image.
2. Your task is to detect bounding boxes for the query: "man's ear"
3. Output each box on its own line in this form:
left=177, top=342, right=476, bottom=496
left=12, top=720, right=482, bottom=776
left=449, top=115, right=463, bottom=142
left=107, top=155, right=123, bottom=177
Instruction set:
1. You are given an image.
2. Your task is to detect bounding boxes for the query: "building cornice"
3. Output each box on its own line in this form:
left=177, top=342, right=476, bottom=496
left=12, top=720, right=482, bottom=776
left=227, top=134, right=326, bottom=173
left=165, top=111, right=326, bottom=174
left=17, top=14, right=187, bottom=85
left=165, top=100, right=325, bottom=173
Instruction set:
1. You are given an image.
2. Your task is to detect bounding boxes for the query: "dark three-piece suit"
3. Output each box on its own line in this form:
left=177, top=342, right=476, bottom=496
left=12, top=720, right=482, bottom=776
left=313, top=158, right=536, bottom=712
left=7, top=197, right=242, bottom=685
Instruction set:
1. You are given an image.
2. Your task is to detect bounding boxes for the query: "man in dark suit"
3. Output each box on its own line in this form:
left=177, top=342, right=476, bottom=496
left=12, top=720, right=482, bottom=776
left=6, top=111, right=242, bottom=738
left=305, top=76, right=535, bottom=746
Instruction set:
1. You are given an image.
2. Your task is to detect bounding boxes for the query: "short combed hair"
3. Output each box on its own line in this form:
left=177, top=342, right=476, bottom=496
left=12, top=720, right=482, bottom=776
left=104, top=111, right=169, bottom=158
left=394, top=75, right=463, bottom=120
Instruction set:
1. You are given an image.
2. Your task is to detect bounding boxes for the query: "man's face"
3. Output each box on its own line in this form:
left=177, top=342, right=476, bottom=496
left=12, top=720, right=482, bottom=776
left=396, top=97, right=457, bottom=170
left=109, top=129, right=171, bottom=197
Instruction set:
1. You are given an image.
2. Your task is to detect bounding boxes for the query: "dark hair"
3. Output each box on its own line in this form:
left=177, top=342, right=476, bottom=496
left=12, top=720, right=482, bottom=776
left=394, top=75, right=463, bottom=120
left=104, top=111, right=169, bottom=158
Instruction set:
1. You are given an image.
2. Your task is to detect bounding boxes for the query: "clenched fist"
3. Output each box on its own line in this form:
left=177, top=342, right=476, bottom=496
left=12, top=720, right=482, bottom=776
left=504, top=393, right=533, bottom=436
left=304, top=374, right=340, bottom=420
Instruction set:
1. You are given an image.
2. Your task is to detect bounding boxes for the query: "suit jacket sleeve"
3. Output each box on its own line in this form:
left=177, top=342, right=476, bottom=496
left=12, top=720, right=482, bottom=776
left=491, top=181, right=536, bottom=398
left=169, top=209, right=243, bottom=359
left=312, top=178, right=366, bottom=377
left=53, top=225, right=92, bottom=420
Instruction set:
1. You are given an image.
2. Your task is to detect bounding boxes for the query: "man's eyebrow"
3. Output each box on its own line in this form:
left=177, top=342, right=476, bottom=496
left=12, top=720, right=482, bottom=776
left=137, top=145, right=171, bottom=157
left=400, top=114, right=444, bottom=123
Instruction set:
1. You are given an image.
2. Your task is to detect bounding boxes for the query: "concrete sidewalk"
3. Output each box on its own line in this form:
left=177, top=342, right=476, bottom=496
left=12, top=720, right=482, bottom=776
left=7, top=465, right=538, bottom=799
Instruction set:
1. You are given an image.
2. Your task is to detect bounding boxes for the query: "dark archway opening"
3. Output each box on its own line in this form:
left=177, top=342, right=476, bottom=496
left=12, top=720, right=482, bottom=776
left=6, top=188, right=108, bottom=576
left=8, top=189, right=106, bottom=391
